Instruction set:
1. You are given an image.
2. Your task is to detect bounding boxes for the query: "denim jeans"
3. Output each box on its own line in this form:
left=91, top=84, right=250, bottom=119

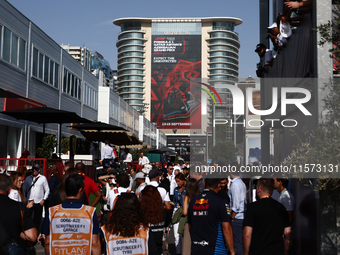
left=7, top=242, right=25, bottom=255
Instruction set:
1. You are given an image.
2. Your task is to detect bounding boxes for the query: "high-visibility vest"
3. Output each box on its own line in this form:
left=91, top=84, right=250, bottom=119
left=49, top=204, right=96, bottom=255
left=101, top=224, right=149, bottom=255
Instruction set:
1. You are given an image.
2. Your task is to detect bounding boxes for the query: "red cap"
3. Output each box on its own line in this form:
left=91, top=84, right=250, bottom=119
left=23, top=150, right=30, bottom=156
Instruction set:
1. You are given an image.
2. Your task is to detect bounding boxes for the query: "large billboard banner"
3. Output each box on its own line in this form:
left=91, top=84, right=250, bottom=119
left=151, top=35, right=201, bottom=129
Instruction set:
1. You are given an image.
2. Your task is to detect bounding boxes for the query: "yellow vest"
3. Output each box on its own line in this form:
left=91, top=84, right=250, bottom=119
left=101, top=224, right=149, bottom=255
left=49, top=204, right=96, bottom=255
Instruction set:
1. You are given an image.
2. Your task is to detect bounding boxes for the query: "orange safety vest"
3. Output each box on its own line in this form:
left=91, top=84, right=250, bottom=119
left=49, top=204, right=96, bottom=255
left=101, top=224, right=149, bottom=255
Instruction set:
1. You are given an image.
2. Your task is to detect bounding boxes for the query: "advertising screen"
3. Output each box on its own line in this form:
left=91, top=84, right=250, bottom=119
left=151, top=35, right=201, bottom=129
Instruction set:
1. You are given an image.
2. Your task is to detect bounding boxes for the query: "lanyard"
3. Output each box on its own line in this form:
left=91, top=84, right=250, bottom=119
left=279, top=188, right=287, bottom=197
left=260, top=195, right=270, bottom=199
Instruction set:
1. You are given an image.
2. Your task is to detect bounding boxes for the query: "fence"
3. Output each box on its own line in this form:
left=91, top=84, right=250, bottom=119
left=0, top=158, right=95, bottom=180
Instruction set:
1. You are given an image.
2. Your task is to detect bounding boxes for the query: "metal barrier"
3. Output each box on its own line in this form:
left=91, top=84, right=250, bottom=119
left=0, top=158, right=48, bottom=176
left=0, top=158, right=95, bottom=181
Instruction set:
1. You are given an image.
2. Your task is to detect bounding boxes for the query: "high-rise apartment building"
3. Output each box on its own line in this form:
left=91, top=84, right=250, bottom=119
left=91, top=51, right=113, bottom=88
left=113, top=17, right=242, bottom=136
left=60, top=44, right=92, bottom=71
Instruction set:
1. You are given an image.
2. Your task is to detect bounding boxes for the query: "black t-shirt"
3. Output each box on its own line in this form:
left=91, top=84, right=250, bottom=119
left=188, top=189, right=231, bottom=255
left=0, top=194, right=35, bottom=243
left=243, top=197, right=291, bottom=255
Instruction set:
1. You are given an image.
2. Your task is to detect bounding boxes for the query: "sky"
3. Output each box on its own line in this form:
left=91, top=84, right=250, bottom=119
left=8, top=0, right=260, bottom=79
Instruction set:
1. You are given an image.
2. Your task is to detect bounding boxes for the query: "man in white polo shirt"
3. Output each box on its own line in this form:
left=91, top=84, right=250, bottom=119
left=23, top=164, right=50, bottom=231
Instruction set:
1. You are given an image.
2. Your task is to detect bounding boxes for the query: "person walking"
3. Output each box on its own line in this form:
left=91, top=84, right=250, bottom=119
left=43, top=174, right=101, bottom=255
left=243, top=178, right=291, bottom=255
left=0, top=173, right=37, bottom=255
left=188, top=178, right=235, bottom=255
left=22, top=164, right=50, bottom=232
left=102, top=193, right=149, bottom=255
left=181, top=178, right=199, bottom=255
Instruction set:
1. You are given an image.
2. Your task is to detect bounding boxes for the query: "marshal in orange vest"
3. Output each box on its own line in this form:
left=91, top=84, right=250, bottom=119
left=48, top=204, right=96, bottom=255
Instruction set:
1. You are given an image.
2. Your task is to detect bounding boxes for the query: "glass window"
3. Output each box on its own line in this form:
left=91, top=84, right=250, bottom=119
left=49, top=60, right=54, bottom=85
left=3, top=27, right=11, bottom=62
left=0, top=25, right=2, bottom=53
left=67, top=73, right=71, bottom=94
left=71, top=74, right=75, bottom=97
left=32, top=48, right=38, bottom=77
left=63, top=69, right=67, bottom=92
left=38, top=53, right=43, bottom=79
left=19, top=38, right=26, bottom=70
left=121, top=22, right=141, bottom=32
left=44, top=56, right=49, bottom=83
left=54, top=63, right=59, bottom=88
left=78, top=81, right=81, bottom=100
left=11, top=34, right=18, bottom=65
left=74, top=78, right=78, bottom=98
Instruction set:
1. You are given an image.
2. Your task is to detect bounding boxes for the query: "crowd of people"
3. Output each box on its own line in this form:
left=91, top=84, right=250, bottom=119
left=255, top=0, right=313, bottom=77
left=0, top=149, right=296, bottom=255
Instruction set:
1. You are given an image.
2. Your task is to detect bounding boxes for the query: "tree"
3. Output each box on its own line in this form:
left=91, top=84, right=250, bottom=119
left=210, top=140, right=236, bottom=165
left=283, top=7, right=340, bottom=193
left=36, top=135, right=57, bottom=159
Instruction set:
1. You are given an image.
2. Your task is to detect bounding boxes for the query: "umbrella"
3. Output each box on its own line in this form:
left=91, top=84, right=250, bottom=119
left=70, top=122, right=142, bottom=146
left=70, top=122, right=126, bottom=132
left=0, top=106, right=93, bottom=154
left=0, top=106, right=92, bottom=124
left=151, top=146, right=177, bottom=156
left=0, top=88, right=25, bottom=98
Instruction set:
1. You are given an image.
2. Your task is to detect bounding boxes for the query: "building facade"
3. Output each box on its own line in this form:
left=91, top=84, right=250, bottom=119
left=113, top=17, right=242, bottom=138
left=60, top=44, right=92, bottom=72
left=0, top=0, right=165, bottom=158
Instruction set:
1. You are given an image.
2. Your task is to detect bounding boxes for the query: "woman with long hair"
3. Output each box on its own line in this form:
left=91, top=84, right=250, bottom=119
left=9, top=172, right=25, bottom=202
left=140, top=185, right=166, bottom=255
left=182, top=178, right=200, bottom=255
left=102, top=193, right=149, bottom=255
left=172, top=172, right=186, bottom=254
left=9, top=172, right=34, bottom=209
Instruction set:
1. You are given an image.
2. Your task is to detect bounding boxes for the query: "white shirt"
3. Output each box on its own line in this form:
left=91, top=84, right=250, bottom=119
left=167, top=173, right=176, bottom=196
left=8, top=189, right=21, bottom=202
left=148, top=181, right=170, bottom=203
left=139, top=156, right=150, bottom=166
left=101, top=144, right=115, bottom=161
left=23, top=174, right=50, bottom=203
left=277, top=189, right=295, bottom=211
left=107, top=187, right=129, bottom=210
left=136, top=182, right=147, bottom=195
left=126, top=153, right=133, bottom=162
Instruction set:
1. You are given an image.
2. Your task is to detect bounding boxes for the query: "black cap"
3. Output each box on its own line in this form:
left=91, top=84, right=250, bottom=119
left=149, top=169, right=159, bottom=180
left=32, top=164, right=40, bottom=170
left=255, top=43, right=266, bottom=52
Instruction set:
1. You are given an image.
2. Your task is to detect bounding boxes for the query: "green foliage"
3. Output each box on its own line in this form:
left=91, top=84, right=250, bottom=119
left=61, top=137, right=70, bottom=154
left=316, top=4, right=340, bottom=73
left=283, top=80, right=340, bottom=192
left=211, top=141, right=236, bottom=165
left=36, top=135, right=57, bottom=159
